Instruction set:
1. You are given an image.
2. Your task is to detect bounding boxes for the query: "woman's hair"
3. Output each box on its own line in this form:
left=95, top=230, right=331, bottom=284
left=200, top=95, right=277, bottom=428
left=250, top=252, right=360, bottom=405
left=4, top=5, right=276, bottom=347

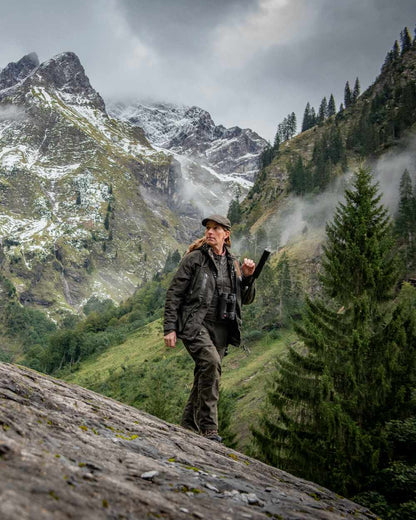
left=187, top=231, right=231, bottom=253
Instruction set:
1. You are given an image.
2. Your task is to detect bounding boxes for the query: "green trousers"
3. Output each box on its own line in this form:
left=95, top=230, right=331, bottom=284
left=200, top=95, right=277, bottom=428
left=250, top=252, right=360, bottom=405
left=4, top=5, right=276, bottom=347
left=181, top=322, right=228, bottom=432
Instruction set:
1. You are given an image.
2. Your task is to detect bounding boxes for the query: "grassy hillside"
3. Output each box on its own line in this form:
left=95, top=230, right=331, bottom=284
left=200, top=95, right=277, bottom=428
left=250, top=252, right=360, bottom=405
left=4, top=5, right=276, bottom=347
left=64, top=317, right=293, bottom=449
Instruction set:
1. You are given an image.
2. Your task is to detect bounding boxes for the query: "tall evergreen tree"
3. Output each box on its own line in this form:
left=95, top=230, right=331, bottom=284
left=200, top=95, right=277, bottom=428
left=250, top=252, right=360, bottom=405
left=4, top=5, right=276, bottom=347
left=227, top=193, right=242, bottom=225
left=273, top=130, right=280, bottom=151
left=310, top=106, right=317, bottom=126
left=352, top=77, right=361, bottom=102
left=318, top=96, right=328, bottom=123
left=310, top=125, right=346, bottom=192
left=392, top=39, right=400, bottom=60
left=327, top=94, right=336, bottom=117
left=302, top=102, right=313, bottom=132
left=395, top=169, right=414, bottom=242
left=288, top=112, right=297, bottom=138
left=344, top=81, right=352, bottom=108
left=287, top=155, right=311, bottom=195
left=276, top=251, right=296, bottom=326
left=253, top=168, right=415, bottom=504
left=259, top=142, right=275, bottom=169
left=400, top=27, right=412, bottom=54
left=277, top=113, right=297, bottom=142
left=395, top=169, right=416, bottom=273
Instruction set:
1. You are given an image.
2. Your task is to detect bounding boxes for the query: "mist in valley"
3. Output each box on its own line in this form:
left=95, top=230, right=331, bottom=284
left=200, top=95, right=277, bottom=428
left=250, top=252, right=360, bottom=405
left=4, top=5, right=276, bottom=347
left=250, top=140, right=416, bottom=256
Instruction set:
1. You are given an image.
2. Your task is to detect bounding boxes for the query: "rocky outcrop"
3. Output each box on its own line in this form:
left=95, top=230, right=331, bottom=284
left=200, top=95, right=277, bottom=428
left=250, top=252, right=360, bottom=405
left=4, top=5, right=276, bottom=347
left=0, top=52, right=39, bottom=91
left=0, top=52, right=105, bottom=111
left=0, top=52, right=198, bottom=315
left=108, top=101, right=267, bottom=182
left=108, top=101, right=267, bottom=216
left=33, top=52, right=106, bottom=112
left=0, top=362, right=376, bottom=520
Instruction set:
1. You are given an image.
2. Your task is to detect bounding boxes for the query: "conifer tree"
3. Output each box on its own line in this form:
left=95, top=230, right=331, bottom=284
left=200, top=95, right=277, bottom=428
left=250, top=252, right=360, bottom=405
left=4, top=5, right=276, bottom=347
left=400, top=27, right=412, bottom=54
left=287, top=155, right=310, bottom=195
left=276, top=251, right=295, bottom=326
left=302, top=102, right=313, bottom=132
left=277, top=113, right=297, bottom=142
left=395, top=169, right=416, bottom=272
left=227, top=194, right=242, bottom=225
left=288, top=112, right=297, bottom=138
left=259, top=143, right=275, bottom=169
left=310, top=106, right=317, bottom=126
left=327, top=94, right=336, bottom=117
left=252, top=167, right=415, bottom=502
left=344, top=81, right=352, bottom=108
left=318, top=96, right=328, bottom=123
left=395, top=169, right=414, bottom=241
left=392, top=40, right=400, bottom=60
left=352, top=77, right=360, bottom=102
left=273, top=130, right=280, bottom=151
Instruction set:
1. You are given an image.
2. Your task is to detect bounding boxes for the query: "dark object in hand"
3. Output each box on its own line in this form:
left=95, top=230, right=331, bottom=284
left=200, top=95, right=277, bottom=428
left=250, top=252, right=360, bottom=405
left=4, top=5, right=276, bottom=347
left=252, top=249, right=271, bottom=280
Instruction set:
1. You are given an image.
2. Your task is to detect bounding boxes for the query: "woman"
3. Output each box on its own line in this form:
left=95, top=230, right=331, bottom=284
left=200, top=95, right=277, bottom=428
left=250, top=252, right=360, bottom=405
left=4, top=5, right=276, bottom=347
left=164, top=214, right=256, bottom=442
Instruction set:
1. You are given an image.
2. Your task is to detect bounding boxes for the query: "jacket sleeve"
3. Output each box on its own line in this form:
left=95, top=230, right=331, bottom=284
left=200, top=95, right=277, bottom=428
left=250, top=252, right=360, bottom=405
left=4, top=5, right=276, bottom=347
left=240, top=274, right=256, bottom=305
left=163, top=253, right=197, bottom=335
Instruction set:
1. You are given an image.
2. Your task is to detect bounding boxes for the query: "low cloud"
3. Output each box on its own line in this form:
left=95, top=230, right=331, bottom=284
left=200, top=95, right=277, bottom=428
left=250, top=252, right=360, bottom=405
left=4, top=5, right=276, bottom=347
left=0, top=105, right=26, bottom=121
left=258, top=141, right=416, bottom=252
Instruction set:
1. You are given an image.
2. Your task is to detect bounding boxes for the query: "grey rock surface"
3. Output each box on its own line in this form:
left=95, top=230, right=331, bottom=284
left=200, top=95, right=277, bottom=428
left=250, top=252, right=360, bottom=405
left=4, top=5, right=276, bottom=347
left=0, top=362, right=377, bottom=520
left=0, top=52, right=40, bottom=91
left=108, top=101, right=267, bottom=182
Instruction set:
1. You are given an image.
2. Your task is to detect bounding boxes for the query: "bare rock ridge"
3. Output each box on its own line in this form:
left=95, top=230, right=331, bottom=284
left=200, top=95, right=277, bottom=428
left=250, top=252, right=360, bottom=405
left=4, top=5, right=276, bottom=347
left=0, top=362, right=376, bottom=520
left=0, top=52, right=40, bottom=90
left=108, top=101, right=267, bottom=183
left=0, top=51, right=105, bottom=111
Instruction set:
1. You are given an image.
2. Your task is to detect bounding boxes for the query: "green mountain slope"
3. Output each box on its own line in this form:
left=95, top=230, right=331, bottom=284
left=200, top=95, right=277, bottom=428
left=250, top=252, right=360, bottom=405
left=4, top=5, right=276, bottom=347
left=0, top=52, right=192, bottom=320
left=64, top=318, right=293, bottom=448
left=240, top=40, right=416, bottom=241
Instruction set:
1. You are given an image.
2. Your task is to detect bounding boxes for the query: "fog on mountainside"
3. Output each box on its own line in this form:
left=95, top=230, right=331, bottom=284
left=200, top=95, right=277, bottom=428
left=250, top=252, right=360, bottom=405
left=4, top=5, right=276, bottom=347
left=261, top=140, right=416, bottom=253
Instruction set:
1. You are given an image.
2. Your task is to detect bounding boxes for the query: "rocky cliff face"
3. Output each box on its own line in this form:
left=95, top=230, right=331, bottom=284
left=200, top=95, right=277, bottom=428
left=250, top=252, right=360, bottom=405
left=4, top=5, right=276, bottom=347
left=108, top=101, right=267, bottom=212
left=0, top=53, right=201, bottom=315
left=0, top=362, right=376, bottom=520
left=0, top=52, right=40, bottom=90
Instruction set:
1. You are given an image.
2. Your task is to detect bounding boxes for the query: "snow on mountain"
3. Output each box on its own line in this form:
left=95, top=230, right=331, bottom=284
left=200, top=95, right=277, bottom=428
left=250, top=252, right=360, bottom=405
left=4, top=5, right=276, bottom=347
left=0, top=52, right=187, bottom=313
left=0, top=51, right=266, bottom=316
left=108, top=101, right=268, bottom=213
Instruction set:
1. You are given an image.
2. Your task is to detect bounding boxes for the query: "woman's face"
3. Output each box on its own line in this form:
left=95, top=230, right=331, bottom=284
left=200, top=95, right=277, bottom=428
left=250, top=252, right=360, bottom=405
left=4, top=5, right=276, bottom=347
left=205, top=220, right=230, bottom=254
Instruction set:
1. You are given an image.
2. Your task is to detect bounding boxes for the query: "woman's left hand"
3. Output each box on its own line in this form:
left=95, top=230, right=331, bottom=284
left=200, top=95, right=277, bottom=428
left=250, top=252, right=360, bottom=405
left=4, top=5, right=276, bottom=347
left=242, top=258, right=255, bottom=277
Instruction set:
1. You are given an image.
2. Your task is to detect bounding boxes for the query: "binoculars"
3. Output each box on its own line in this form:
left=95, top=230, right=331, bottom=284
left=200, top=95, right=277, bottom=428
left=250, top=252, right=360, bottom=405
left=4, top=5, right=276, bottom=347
left=218, top=292, right=237, bottom=321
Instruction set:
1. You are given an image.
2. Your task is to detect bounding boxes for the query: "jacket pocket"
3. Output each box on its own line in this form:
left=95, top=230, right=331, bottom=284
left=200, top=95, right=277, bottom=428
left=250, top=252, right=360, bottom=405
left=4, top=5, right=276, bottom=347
left=177, top=303, right=198, bottom=334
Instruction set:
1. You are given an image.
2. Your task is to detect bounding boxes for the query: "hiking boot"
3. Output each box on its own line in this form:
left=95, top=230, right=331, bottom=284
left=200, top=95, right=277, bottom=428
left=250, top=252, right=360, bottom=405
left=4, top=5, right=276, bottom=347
left=202, top=430, right=223, bottom=443
left=182, top=422, right=199, bottom=433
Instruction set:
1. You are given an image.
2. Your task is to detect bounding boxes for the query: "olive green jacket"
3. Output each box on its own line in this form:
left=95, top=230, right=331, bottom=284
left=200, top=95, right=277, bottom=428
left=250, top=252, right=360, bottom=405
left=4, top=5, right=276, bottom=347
left=164, top=243, right=255, bottom=346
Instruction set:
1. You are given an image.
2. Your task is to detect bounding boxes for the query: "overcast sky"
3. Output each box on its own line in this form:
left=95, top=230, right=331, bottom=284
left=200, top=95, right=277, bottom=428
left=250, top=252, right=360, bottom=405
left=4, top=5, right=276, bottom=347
left=1, top=0, right=415, bottom=140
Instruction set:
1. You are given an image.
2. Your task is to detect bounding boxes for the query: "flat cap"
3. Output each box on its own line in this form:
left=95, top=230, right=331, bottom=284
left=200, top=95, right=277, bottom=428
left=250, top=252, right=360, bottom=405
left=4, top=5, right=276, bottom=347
left=201, top=214, right=231, bottom=230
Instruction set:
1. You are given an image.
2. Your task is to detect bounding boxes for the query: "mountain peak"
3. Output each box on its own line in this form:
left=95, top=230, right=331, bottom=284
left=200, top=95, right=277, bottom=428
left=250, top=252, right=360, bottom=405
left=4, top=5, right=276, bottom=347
left=35, top=52, right=106, bottom=111
left=0, top=52, right=39, bottom=91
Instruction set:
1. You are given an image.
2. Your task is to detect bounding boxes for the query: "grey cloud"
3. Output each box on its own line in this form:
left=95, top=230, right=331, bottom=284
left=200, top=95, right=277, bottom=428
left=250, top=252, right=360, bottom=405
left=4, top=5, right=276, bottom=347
left=0, top=0, right=415, bottom=141
left=118, top=0, right=259, bottom=56
left=0, top=105, right=26, bottom=121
